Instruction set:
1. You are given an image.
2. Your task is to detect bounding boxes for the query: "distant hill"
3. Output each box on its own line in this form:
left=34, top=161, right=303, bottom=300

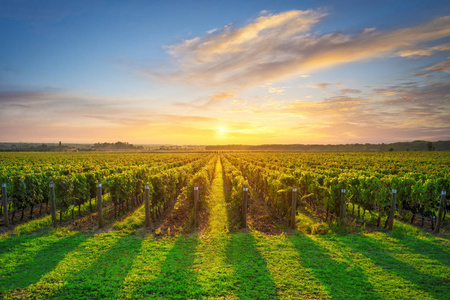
left=1, top=140, right=449, bottom=152
left=205, top=140, right=450, bottom=151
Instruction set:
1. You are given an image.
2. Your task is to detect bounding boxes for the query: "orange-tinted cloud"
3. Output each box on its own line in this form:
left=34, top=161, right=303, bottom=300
left=398, top=43, right=450, bottom=58
left=154, top=11, right=450, bottom=89
left=0, top=89, right=224, bottom=144
left=175, top=90, right=238, bottom=109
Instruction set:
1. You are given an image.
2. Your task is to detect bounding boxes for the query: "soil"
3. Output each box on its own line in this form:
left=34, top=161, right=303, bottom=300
left=247, top=193, right=283, bottom=236
left=152, top=195, right=192, bottom=237
left=0, top=202, right=51, bottom=233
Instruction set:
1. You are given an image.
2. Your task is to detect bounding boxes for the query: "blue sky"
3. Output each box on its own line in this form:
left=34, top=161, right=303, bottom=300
left=1, top=0, right=449, bottom=144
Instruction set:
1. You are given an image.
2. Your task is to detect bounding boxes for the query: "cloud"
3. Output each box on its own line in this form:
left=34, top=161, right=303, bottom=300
left=397, top=43, right=450, bottom=58
left=306, top=82, right=346, bottom=91
left=0, top=90, right=56, bottom=105
left=340, top=88, right=362, bottom=94
left=151, top=11, right=450, bottom=89
left=0, top=87, right=227, bottom=143
left=307, top=83, right=332, bottom=90
left=426, top=57, right=450, bottom=73
left=398, top=49, right=433, bottom=57
left=207, top=28, right=218, bottom=34
left=168, top=10, right=323, bottom=61
left=175, top=90, right=237, bottom=109
left=281, top=95, right=372, bottom=123
left=293, top=121, right=450, bottom=144
left=86, top=113, right=218, bottom=127
left=431, top=43, right=450, bottom=52
left=239, top=78, right=450, bottom=142
left=268, top=86, right=287, bottom=94
left=208, top=90, right=237, bottom=102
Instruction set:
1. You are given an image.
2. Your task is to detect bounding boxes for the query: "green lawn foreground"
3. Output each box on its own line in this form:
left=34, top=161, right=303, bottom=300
left=1, top=225, right=449, bottom=299
left=0, top=160, right=449, bottom=299
left=0, top=219, right=450, bottom=299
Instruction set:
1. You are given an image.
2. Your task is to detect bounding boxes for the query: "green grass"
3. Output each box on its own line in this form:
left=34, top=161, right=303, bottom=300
left=113, top=203, right=146, bottom=232
left=0, top=224, right=449, bottom=299
left=0, top=161, right=449, bottom=299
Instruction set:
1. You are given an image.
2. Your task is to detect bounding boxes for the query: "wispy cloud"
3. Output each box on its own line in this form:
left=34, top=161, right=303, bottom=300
left=175, top=90, right=238, bottom=109
left=340, top=88, right=362, bottom=94
left=231, top=79, right=450, bottom=142
left=150, top=11, right=450, bottom=89
left=426, top=57, right=450, bottom=73
left=398, top=43, right=450, bottom=58
left=268, top=86, right=287, bottom=94
left=0, top=88, right=224, bottom=143
left=307, top=83, right=332, bottom=90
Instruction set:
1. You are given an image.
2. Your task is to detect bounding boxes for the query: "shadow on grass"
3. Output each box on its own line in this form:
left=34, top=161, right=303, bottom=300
left=227, top=233, right=277, bottom=299
left=343, top=234, right=450, bottom=298
left=0, top=232, right=43, bottom=255
left=0, top=232, right=88, bottom=293
left=136, top=235, right=200, bottom=299
left=390, top=231, right=450, bottom=268
left=289, top=234, right=382, bottom=300
left=54, top=234, right=143, bottom=299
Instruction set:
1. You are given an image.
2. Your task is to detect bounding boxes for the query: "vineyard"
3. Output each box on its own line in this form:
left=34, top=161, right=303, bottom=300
left=0, top=151, right=449, bottom=299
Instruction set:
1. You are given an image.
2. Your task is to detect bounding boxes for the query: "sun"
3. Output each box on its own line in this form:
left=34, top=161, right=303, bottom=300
left=218, top=127, right=226, bottom=136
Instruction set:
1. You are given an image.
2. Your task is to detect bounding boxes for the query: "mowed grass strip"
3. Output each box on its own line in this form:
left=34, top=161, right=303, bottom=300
left=117, top=235, right=199, bottom=299
left=252, top=231, right=328, bottom=299
left=116, top=235, right=180, bottom=299
left=226, top=232, right=278, bottom=299
left=191, top=158, right=236, bottom=298
left=205, top=158, right=229, bottom=235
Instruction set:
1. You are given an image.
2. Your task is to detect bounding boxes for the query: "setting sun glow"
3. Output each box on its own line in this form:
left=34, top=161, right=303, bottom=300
left=0, top=1, right=449, bottom=145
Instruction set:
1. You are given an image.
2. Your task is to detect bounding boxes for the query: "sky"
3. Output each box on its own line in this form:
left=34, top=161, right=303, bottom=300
left=1, top=0, right=450, bottom=145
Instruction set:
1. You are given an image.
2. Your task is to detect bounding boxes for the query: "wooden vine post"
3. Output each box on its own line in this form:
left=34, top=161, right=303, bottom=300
left=340, top=189, right=346, bottom=227
left=2, top=183, right=9, bottom=227
left=434, top=190, right=447, bottom=234
left=290, top=187, right=297, bottom=229
left=194, top=186, right=199, bottom=227
left=388, top=188, right=397, bottom=231
left=144, top=184, right=151, bottom=228
left=49, top=182, right=57, bottom=228
left=96, top=183, right=104, bottom=229
left=242, top=185, right=248, bottom=228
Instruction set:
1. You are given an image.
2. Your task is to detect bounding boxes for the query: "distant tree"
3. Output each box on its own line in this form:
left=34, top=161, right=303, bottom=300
left=389, top=148, right=394, bottom=151
left=427, top=142, right=433, bottom=151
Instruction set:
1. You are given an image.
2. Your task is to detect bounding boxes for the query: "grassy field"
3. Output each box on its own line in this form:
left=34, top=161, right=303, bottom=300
left=0, top=159, right=449, bottom=299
